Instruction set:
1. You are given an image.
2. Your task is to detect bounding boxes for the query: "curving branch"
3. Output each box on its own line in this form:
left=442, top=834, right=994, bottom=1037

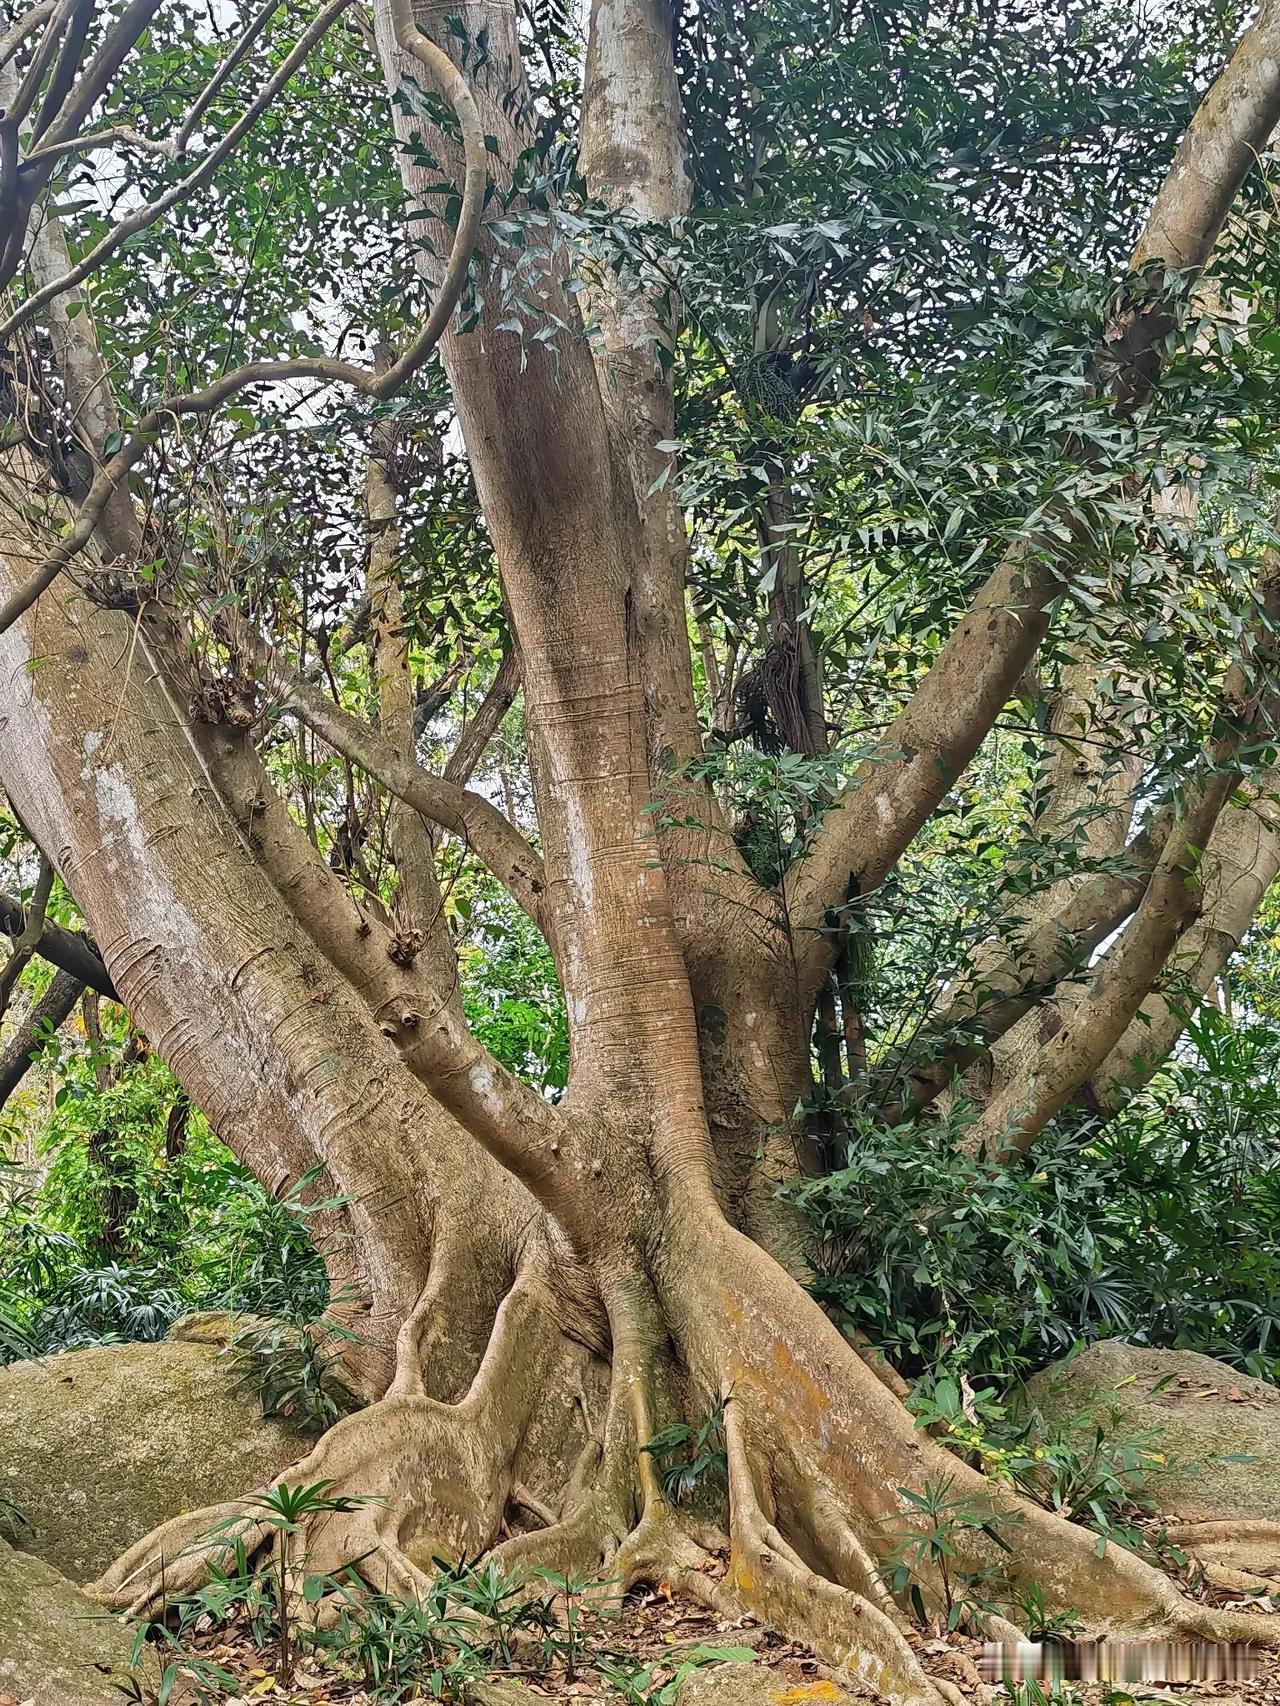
left=0, top=0, right=487, bottom=638
left=780, top=0, right=1280, bottom=1014
left=0, top=0, right=352, bottom=316
left=0, top=884, right=115, bottom=995
left=0, top=852, right=53, bottom=1017
left=282, top=674, right=549, bottom=932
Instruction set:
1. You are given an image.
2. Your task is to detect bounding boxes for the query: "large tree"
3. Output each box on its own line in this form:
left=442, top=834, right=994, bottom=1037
left=3, top=0, right=1280, bottom=1697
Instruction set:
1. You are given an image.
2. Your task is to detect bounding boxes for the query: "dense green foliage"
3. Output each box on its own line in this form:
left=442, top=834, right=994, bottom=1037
left=799, top=1010, right=1280, bottom=1390
left=0, top=1001, right=328, bottom=1365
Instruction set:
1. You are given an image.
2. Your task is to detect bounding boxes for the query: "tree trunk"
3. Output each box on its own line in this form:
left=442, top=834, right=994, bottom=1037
left=0, top=966, right=83, bottom=1111
left=5, top=1, right=1280, bottom=1698
left=0, top=561, right=511, bottom=1395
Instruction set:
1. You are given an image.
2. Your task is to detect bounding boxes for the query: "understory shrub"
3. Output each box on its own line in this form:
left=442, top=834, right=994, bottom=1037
left=0, top=1039, right=331, bottom=1367
left=795, top=1009, right=1280, bottom=1390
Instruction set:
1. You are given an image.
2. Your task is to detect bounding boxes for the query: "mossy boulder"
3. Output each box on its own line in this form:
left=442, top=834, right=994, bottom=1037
left=0, top=1537, right=154, bottom=1704
left=0, top=1335, right=304, bottom=1583
left=1024, top=1341, right=1280, bottom=1522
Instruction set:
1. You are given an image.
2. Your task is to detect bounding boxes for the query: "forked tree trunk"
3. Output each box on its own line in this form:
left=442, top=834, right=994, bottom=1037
left=4, top=2, right=1280, bottom=1700
left=0, top=334, right=1270, bottom=1706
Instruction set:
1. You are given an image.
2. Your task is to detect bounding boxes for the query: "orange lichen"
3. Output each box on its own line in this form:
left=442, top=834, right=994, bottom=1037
left=771, top=1685, right=847, bottom=1703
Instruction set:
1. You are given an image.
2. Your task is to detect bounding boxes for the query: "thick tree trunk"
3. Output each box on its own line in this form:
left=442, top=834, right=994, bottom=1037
left=4, top=4, right=1280, bottom=1700
left=11, top=562, right=1270, bottom=1706
left=0, top=556, right=514, bottom=1393
left=5, top=537, right=1275, bottom=1706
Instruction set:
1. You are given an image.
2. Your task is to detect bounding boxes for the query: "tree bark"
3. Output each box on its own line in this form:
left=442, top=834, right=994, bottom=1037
left=3, top=2, right=1280, bottom=1697
left=0, top=965, right=82, bottom=1111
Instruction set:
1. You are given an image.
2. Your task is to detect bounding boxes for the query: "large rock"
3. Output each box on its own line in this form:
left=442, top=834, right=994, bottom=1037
left=1024, top=1341, right=1280, bottom=1523
left=678, top=1666, right=861, bottom=1703
left=0, top=1538, right=154, bottom=1704
left=0, top=1335, right=305, bottom=1582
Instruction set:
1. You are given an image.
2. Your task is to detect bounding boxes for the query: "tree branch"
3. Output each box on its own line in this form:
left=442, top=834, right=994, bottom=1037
left=0, top=0, right=58, bottom=75
left=1087, top=776, right=1280, bottom=1107
left=0, top=885, right=115, bottom=995
left=0, top=0, right=352, bottom=316
left=0, top=853, right=53, bottom=1018
left=0, top=965, right=82, bottom=1112
left=0, top=0, right=486, bottom=637
left=194, top=717, right=570, bottom=1222
left=781, top=1, right=1280, bottom=1013
left=365, top=381, right=457, bottom=970
left=964, top=525, right=1280, bottom=1149
left=443, top=647, right=519, bottom=788
left=174, top=0, right=284, bottom=157
left=282, top=675, right=548, bottom=931
left=19, top=120, right=174, bottom=168
left=33, top=0, right=161, bottom=151
left=2, top=0, right=66, bottom=133
left=876, top=645, right=1161, bottom=1120
left=877, top=823, right=1165, bottom=1122
left=967, top=745, right=1253, bottom=1159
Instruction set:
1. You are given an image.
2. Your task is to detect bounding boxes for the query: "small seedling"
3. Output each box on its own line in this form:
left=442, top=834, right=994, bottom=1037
left=883, top=1475, right=1013, bottom=1632
left=639, top=1398, right=727, bottom=1505
left=202, top=1478, right=381, bottom=1681
left=530, top=1566, right=602, bottom=1681
left=1012, top=1580, right=1085, bottom=1641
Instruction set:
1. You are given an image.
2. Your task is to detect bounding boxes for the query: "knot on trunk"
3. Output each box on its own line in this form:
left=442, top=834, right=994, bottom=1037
left=387, top=926, right=426, bottom=966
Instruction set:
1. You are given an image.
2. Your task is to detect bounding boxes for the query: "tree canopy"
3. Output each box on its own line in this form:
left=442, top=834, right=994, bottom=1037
left=5, top=0, right=1280, bottom=1698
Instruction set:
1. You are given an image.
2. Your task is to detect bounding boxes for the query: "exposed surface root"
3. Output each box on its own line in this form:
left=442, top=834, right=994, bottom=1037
left=91, top=1263, right=577, bottom=1619
left=89, top=1227, right=1280, bottom=1704
left=715, top=1394, right=959, bottom=1706
left=660, top=1223, right=1280, bottom=1668
left=1166, top=1520, right=1280, bottom=1578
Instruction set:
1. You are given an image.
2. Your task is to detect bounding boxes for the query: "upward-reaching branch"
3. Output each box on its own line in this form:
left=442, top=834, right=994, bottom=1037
left=0, top=852, right=53, bottom=1018
left=968, top=542, right=1280, bottom=1154
left=782, top=0, right=1280, bottom=1014
left=193, top=717, right=569, bottom=1223
left=282, top=676, right=549, bottom=935
left=0, top=0, right=486, bottom=637
left=1086, top=776, right=1280, bottom=1107
left=0, top=966, right=83, bottom=1112
left=966, top=755, right=1247, bottom=1158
